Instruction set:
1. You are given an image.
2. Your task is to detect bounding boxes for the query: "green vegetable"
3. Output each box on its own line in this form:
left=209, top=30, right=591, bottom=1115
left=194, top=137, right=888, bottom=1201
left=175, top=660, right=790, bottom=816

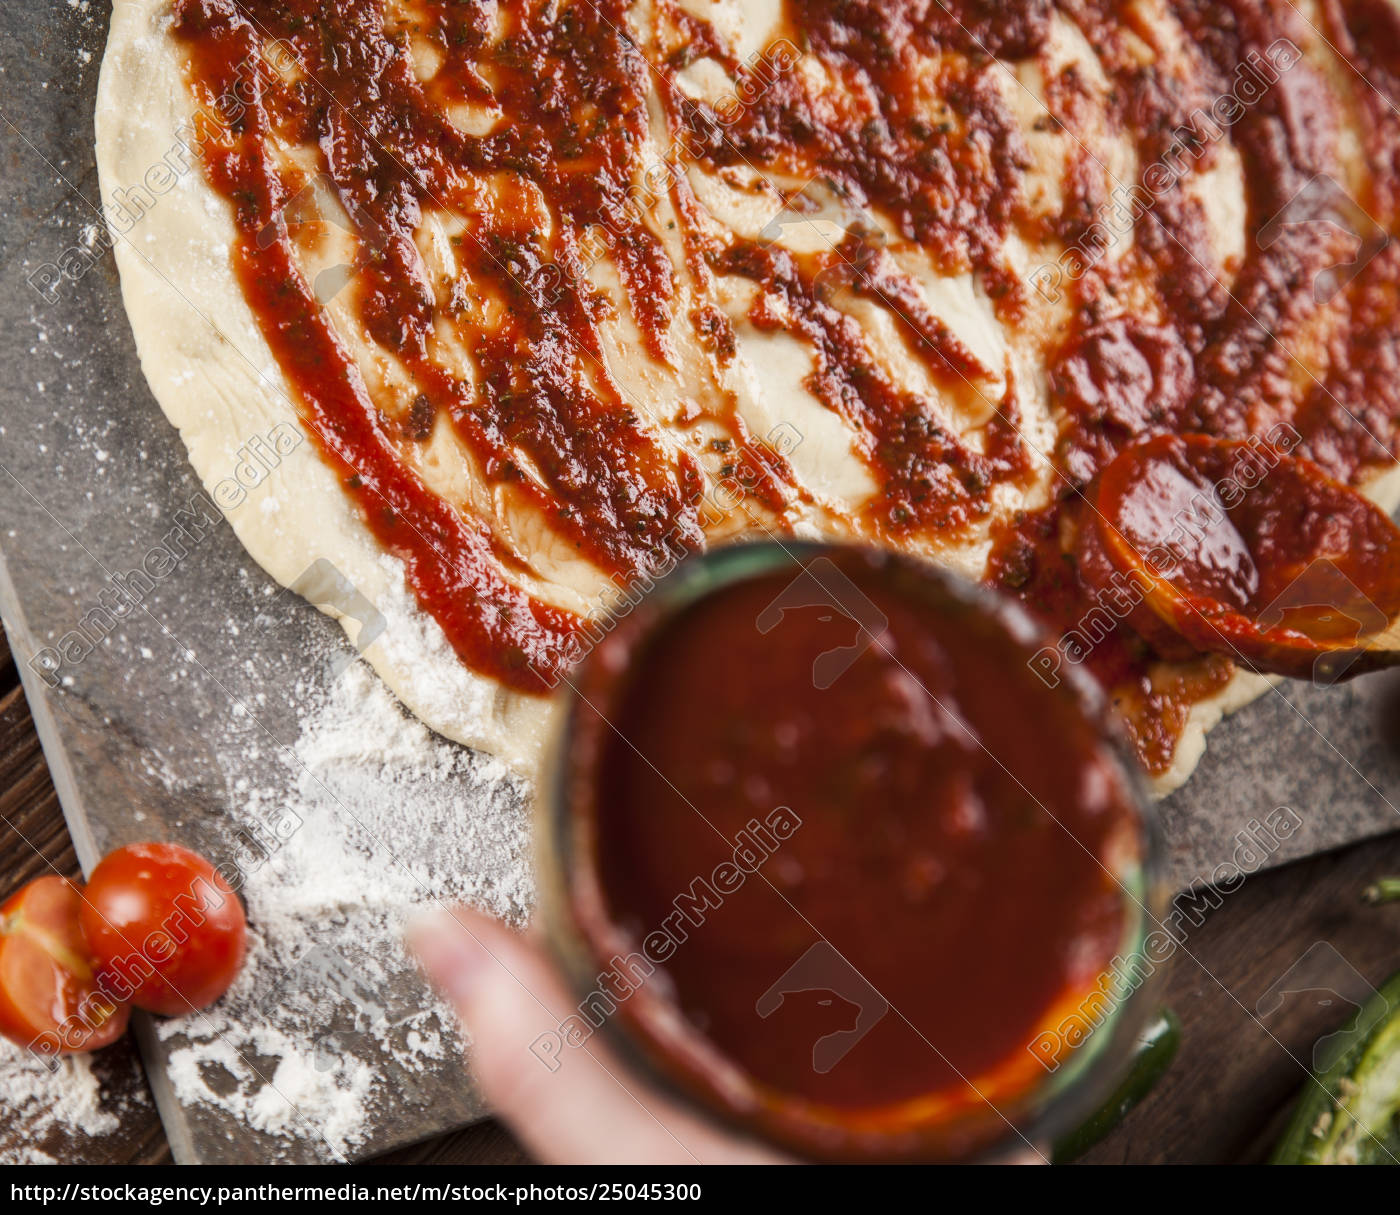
left=1271, top=969, right=1400, bottom=1164
left=1363, top=877, right=1400, bottom=906
left=1053, top=1007, right=1180, bottom=1163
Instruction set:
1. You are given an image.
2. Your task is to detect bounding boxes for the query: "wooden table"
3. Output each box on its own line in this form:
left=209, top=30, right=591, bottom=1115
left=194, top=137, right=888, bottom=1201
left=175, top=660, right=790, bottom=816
left=3, top=624, right=1399, bottom=1165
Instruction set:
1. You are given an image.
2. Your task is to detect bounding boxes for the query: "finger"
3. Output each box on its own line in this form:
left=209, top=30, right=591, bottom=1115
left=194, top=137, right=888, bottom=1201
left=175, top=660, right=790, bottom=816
left=411, top=906, right=785, bottom=1165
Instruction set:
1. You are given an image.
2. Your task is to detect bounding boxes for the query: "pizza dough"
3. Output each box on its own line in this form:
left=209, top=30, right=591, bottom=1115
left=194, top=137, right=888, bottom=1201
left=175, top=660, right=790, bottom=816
left=96, top=0, right=560, bottom=772
left=95, top=0, right=1400, bottom=793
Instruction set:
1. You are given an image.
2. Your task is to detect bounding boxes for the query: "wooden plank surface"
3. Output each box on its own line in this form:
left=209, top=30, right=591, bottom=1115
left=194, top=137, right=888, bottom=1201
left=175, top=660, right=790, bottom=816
left=3, top=615, right=1400, bottom=1164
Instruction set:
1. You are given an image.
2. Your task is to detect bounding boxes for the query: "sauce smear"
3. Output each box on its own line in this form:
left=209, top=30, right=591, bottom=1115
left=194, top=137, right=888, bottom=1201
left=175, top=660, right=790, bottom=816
left=168, top=1, right=1400, bottom=773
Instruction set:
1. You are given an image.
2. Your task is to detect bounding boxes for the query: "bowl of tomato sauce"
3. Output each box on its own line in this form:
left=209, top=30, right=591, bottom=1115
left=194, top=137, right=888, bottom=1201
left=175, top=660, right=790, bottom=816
left=537, top=542, right=1166, bottom=1162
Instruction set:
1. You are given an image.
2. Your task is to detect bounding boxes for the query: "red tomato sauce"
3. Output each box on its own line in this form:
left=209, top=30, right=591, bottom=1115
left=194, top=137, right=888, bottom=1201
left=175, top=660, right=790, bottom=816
left=560, top=548, right=1145, bottom=1158
left=169, top=1, right=1400, bottom=771
left=1076, top=434, right=1400, bottom=681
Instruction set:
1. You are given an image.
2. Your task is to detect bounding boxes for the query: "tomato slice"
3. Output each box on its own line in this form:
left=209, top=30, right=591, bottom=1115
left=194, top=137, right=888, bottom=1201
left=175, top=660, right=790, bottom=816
left=0, top=875, right=130, bottom=1056
left=80, top=843, right=246, bottom=1017
left=1076, top=434, right=1400, bottom=680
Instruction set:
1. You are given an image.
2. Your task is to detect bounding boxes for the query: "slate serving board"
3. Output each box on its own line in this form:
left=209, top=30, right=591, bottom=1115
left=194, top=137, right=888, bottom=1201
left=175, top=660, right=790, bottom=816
left=0, top=2, right=512, bottom=1164
left=2, top=0, right=1400, bottom=1165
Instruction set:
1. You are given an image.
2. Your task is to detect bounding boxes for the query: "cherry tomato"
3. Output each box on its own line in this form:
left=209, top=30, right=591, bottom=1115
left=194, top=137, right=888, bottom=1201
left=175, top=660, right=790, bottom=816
left=0, top=874, right=131, bottom=1055
left=80, top=843, right=246, bottom=1017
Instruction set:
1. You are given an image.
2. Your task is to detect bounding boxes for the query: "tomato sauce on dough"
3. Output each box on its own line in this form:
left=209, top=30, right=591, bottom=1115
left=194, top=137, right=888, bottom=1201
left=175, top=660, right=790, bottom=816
left=170, top=1, right=1400, bottom=772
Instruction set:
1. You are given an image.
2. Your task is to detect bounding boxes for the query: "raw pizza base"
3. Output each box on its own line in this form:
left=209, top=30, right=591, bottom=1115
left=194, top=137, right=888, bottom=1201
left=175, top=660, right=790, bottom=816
left=96, top=0, right=558, bottom=774
left=94, top=0, right=1398, bottom=796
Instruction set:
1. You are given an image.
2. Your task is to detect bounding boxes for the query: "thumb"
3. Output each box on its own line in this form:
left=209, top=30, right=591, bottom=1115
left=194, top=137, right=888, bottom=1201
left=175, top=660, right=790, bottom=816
left=411, top=905, right=783, bottom=1164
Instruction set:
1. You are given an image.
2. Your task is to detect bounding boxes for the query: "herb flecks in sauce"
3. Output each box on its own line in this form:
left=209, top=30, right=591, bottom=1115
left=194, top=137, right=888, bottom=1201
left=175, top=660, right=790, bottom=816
left=171, top=0, right=1400, bottom=770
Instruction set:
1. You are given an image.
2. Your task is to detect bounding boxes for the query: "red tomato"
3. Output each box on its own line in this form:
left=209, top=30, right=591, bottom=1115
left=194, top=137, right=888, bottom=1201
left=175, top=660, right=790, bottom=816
left=0, top=875, right=131, bottom=1055
left=80, top=843, right=246, bottom=1017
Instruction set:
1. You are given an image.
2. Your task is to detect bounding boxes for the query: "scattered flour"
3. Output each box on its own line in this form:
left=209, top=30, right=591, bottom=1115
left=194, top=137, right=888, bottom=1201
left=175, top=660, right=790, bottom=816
left=0, top=1047, right=143, bottom=1164
left=1, top=651, right=519, bottom=1164
left=15, top=305, right=533, bottom=1161
left=8, top=0, right=534, bottom=1164
left=154, top=660, right=534, bottom=1161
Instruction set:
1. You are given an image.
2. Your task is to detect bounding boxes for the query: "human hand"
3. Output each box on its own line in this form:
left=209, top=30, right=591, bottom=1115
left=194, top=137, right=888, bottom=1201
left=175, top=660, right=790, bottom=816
left=413, top=906, right=1047, bottom=1165
left=412, top=906, right=787, bottom=1164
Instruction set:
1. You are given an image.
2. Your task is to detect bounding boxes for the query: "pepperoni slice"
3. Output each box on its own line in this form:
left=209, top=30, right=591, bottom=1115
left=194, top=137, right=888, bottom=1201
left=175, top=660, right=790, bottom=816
left=1076, top=433, right=1400, bottom=681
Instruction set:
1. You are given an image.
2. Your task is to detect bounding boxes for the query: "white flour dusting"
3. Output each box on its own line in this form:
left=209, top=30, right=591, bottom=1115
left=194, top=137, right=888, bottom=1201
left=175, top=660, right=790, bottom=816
left=0, top=647, right=528, bottom=1164
left=0, top=1047, right=143, bottom=1165
left=6, top=0, right=534, bottom=1167
left=15, top=274, right=536, bottom=1160
left=154, top=659, right=534, bottom=1161
left=246, top=658, right=533, bottom=928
